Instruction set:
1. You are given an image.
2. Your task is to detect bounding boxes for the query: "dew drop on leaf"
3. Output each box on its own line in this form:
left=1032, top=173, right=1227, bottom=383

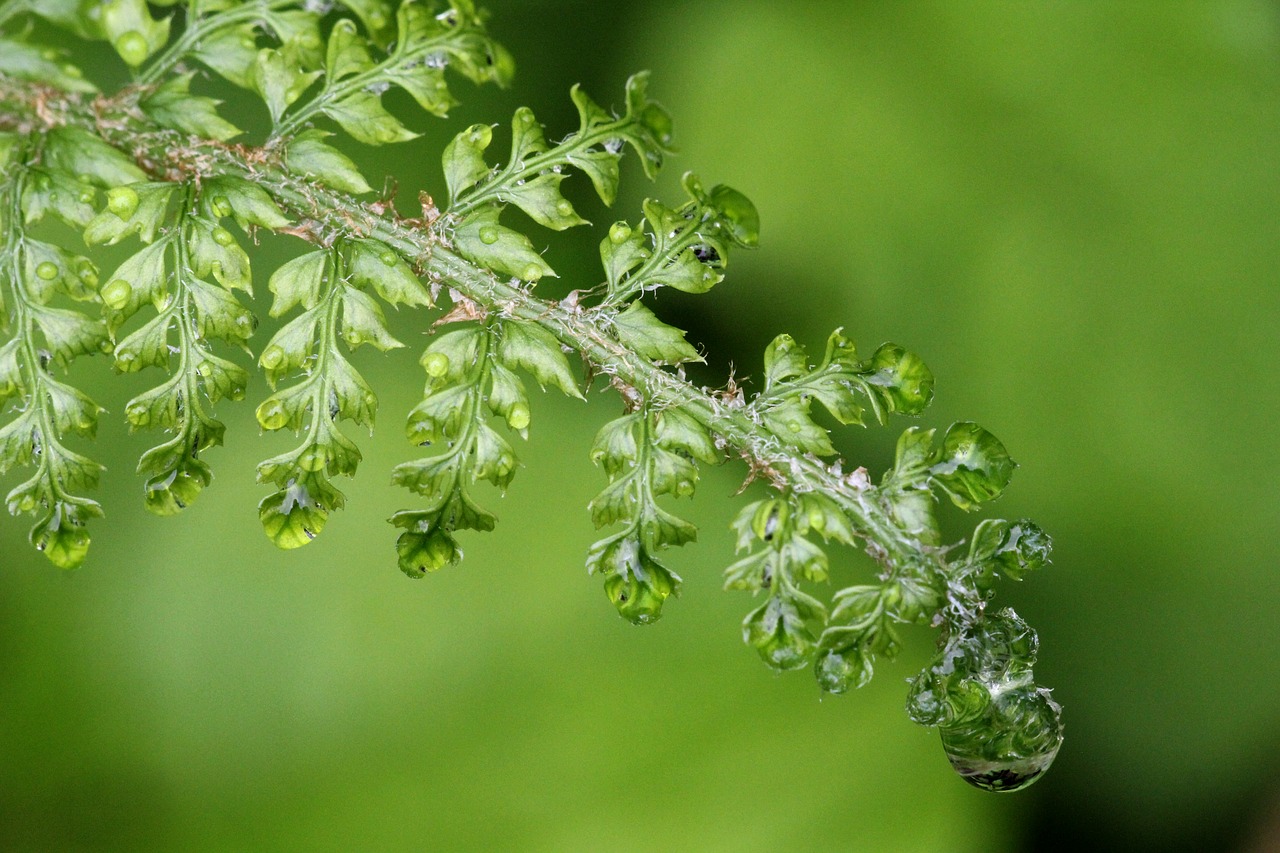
left=608, top=222, right=631, bottom=244
left=107, top=186, right=139, bottom=219
left=422, top=351, right=449, bottom=378
left=115, top=31, right=149, bottom=67
left=35, top=261, right=59, bottom=281
left=478, top=226, right=499, bottom=245
left=506, top=402, right=530, bottom=430
left=100, top=279, right=132, bottom=310
left=260, top=345, right=286, bottom=370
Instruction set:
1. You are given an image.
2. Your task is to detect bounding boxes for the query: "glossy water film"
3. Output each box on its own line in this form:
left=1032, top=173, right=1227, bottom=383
left=907, top=608, right=1063, bottom=792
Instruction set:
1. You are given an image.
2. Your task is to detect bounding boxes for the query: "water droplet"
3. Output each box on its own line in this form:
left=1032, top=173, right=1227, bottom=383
left=211, top=195, right=232, bottom=218
left=256, top=399, right=289, bottom=431
left=422, top=351, right=449, bottom=378
left=77, top=262, right=98, bottom=287
left=100, top=279, right=132, bottom=310
left=114, top=30, right=149, bottom=67
left=521, top=264, right=543, bottom=282
left=555, top=199, right=574, bottom=217
left=379, top=251, right=398, bottom=266
left=506, top=402, right=530, bottom=431
left=941, top=720, right=1062, bottom=793
left=608, top=222, right=632, bottom=244
left=675, top=479, right=694, bottom=497
left=212, top=226, right=235, bottom=247
left=107, top=185, right=139, bottom=219
left=125, top=402, right=148, bottom=425
left=298, top=446, right=327, bottom=472
left=35, top=261, right=59, bottom=281
left=261, top=345, right=286, bottom=370
left=478, top=226, right=499, bottom=245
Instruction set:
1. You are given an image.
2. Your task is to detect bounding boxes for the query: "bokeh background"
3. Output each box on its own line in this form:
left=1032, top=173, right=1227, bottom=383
left=2, top=1, right=1279, bottom=850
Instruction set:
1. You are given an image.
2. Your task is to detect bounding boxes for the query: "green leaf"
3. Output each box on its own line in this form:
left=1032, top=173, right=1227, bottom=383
left=98, top=0, right=172, bottom=67
left=325, top=19, right=374, bottom=81
left=141, top=74, right=242, bottom=141
left=339, top=287, right=402, bottom=351
left=495, top=320, right=582, bottom=398
left=22, top=169, right=97, bottom=229
left=348, top=240, right=430, bottom=308
left=252, top=47, right=321, bottom=124
left=610, top=302, right=701, bottom=365
left=44, top=128, right=146, bottom=188
left=600, top=222, right=649, bottom=290
left=201, top=176, right=289, bottom=230
left=763, top=334, right=810, bottom=389
left=188, top=220, right=251, bottom=292
left=589, top=414, right=639, bottom=476
left=621, top=71, right=674, bottom=179
left=452, top=207, right=555, bottom=281
left=284, top=130, right=373, bottom=195
left=760, top=398, right=835, bottom=456
left=0, top=39, right=96, bottom=93
left=83, top=183, right=176, bottom=246
left=268, top=250, right=328, bottom=317
left=503, top=172, right=587, bottom=231
left=864, top=343, right=934, bottom=417
left=743, top=594, right=822, bottom=672
left=443, top=124, right=493, bottom=202
left=970, top=519, right=1052, bottom=582
left=930, top=422, right=1017, bottom=510
left=192, top=24, right=260, bottom=89
left=324, top=92, right=418, bottom=145
left=653, top=408, right=720, bottom=465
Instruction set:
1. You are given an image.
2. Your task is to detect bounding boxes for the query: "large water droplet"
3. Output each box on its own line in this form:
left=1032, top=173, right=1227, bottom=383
left=107, top=185, right=139, bottom=219
left=940, top=708, right=1063, bottom=793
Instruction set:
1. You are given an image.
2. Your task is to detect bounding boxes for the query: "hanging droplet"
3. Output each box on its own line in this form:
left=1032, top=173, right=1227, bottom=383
left=114, top=31, right=149, bottom=67
left=608, top=222, right=632, bottom=244
left=478, top=226, right=499, bottom=245
left=298, top=446, right=327, bottom=473
left=422, top=351, right=449, bottom=378
left=100, top=279, right=132, bottom=310
left=256, top=399, right=289, bottom=431
left=505, top=402, right=531, bottom=431
left=107, top=186, right=139, bottom=219
left=260, top=345, right=286, bottom=370
left=521, top=264, right=543, bottom=282
left=939, top=694, right=1063, bottom=793
left=212, top=226, right=235, bottom=247
left=555, top=199, right=574, bottom=218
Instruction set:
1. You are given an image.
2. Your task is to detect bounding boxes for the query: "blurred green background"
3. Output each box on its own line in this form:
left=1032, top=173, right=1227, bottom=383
left=3, top=1, right=1279, bottom=850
